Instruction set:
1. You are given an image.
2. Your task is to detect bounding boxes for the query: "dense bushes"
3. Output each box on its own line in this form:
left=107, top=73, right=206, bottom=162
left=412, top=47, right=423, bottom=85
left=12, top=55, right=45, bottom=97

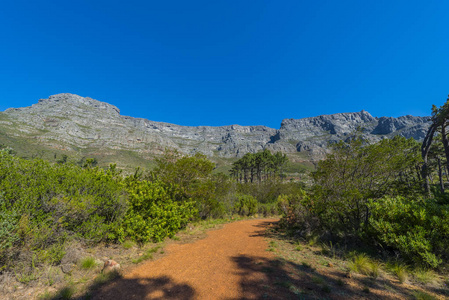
left=234, top=195, right=258, bottom=216
left=0, top=148, right=288, bottom=273
left=311, top=136, right=422, bottom=235
left=0, top=151, right=128, bottom=269
left=0, top=151, right=199, bottom=271
left=277, top=136, right=449, bottom=269
left=368, top=196, right=449, bottom=268
left=118, top=180, right=197, bottom=243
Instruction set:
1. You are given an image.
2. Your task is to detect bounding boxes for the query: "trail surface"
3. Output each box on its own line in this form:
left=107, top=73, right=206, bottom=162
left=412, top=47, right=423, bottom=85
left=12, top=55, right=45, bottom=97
left=94, top=219, right=280, bottom=300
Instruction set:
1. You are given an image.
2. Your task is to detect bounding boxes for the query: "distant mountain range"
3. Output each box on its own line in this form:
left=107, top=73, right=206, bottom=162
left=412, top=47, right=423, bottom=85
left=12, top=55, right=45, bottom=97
left=0, top=93, right=431, bottom=168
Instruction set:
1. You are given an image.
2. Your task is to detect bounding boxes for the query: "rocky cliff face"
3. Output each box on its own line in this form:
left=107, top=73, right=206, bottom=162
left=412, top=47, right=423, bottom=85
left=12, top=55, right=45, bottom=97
left=0, top=94, right=431, bottom=160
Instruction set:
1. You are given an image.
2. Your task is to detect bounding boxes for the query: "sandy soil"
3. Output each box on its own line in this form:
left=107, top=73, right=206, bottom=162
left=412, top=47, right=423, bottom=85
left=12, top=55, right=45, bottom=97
left=94, top=219, right=281, bottom=300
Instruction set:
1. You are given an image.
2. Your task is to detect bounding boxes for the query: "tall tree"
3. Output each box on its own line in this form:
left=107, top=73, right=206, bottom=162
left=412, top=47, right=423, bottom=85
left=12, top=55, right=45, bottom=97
left=421, top=95, right=449, bottom=196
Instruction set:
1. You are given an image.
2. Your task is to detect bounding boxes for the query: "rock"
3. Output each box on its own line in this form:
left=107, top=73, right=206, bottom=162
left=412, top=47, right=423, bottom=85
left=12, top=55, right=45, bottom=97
left=61, top=244, right=84, bottom=266
left=60, top=264, right=73, bottom=274
left=102, top=259, right=121, bottom=274
left=0, top=94, right=431, bottom=163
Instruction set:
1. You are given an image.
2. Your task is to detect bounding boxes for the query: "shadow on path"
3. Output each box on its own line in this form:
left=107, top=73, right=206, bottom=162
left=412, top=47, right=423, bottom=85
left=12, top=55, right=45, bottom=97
left=88, top=275, right=195, bottom=300
left=235, top=221, right=444, bottom=300
left=228, top=254, right=424, bottom=299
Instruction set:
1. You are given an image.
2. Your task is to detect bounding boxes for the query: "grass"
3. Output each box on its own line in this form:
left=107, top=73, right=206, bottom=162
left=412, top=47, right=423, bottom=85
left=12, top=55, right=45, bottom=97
left=132, top=246, right=162, bottom=264
left=307, top=235, right=319, bottom=246
left=79, top=257, right=97, bottom=270
left=301, top=261, right=313, bottom=270
left=413, top=269, right=437, bottom=285
left=412, top=290, right=437, bottom=300
left=348, top=253, right=371, bottom=275
left=320, top=241, right=337, bottom=258
left=369, top=260, right=382, bottom=279
left=311, top=275, right=325, bottom=284
left=41, top=285, right=76, bottom=300
left=122, top=240, right=135, bottom=249
left=262, top=225, right=449, bottom=300
left=94, top=270, right=121, bottom=285
left=293, top=241, right=302, bottom=251
left=386, top=261, right=408, bottom=283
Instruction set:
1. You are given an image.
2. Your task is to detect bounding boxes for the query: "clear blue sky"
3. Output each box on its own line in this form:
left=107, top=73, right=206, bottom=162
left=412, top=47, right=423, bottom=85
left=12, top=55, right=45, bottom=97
left=0, top=1, right=448, bottom=128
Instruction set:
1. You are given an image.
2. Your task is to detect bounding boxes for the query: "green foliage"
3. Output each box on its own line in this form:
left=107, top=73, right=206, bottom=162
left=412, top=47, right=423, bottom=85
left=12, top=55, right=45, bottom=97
left=151, top=151, right=218, bottom=219
left=348, top=253, right=371, bottom=275
left=0, top=197, right=20, bottom=265
left=56, top=286, right=76, bottom=300
left=413, top=269, right=437, bottom=285
left=0, top=152, right=127, bottom=243
left=230, top=150, right=288, bottom=183
left=234, top=194, right=257, bottom=216
left=132, top=245, right=161, bottom=264
left=79, top=257, right=97, bottom=270
left=277, top=191, right=318, bottom=237
left=122, top=240, right=135, bottom=249
left=368, top=196, right=449, bottom=268
left=256, top=202, right=278, bottom=217
left=386, top=261, right=408, bottom=283
left=237, top=180, right=305, bottom=204
left=119, top=180, right=197, bottom=243
left=311, top=135, right=422, bottom=235
left=277, top=134, right=449, bottom=269
left=412, top=291, right=437, bottom=300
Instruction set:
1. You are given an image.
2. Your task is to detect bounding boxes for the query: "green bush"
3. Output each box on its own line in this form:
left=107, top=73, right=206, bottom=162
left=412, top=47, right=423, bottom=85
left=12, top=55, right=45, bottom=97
left=0, top=201, right=20, bottom=268
left=368, top=196, right=449, bottom=268
left=234, top=194, right=257, bottom=216
left=277, top=192, right=319, bottom=237
left=119, top=180, right=197, bottom=243
left=311, top=136, right=421, bottom=235
left=256, top=202, right=278, bottom=217
left=0, top=152, right=127, bottom=243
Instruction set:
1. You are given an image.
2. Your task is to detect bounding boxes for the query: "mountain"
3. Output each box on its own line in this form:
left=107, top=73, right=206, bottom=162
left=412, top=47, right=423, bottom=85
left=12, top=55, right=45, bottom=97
left=0, top=93, right=431, bottom=168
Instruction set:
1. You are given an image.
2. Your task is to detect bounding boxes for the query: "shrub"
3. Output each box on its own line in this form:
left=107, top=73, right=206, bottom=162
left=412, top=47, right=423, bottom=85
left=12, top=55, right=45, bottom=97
left=257, top=202, right=278, bottom=217
left=0, top=203, right=20, bottom=268
left=234, top=194, right=257, bottom=216
left=277, top=191, right=319, bottom=237
left=368, top=196, right=449, bottom=268
left=119, top=180, right=197, bottom=243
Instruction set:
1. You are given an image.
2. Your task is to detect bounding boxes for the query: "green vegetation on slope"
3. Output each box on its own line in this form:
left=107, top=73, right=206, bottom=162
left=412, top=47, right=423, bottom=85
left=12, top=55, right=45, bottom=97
left=278, top=133, right=449, bottom=269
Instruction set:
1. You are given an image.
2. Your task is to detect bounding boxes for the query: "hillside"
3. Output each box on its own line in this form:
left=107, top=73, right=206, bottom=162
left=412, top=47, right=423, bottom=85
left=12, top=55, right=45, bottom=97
left=0, top=93, right=431, bottom=169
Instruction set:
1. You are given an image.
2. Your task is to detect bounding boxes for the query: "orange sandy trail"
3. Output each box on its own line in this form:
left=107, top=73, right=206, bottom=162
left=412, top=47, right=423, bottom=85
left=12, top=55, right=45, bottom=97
left=94, top=219, right=279, bottom=300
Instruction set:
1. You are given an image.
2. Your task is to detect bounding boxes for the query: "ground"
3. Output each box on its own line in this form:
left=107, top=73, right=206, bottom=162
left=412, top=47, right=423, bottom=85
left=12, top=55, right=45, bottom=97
left=1, top=218, right=448, bottom=299
left=92, top=219, right=448, bottom=300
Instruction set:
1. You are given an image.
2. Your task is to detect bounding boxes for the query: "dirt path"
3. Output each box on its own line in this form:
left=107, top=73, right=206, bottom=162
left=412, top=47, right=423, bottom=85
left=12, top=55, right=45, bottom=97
left=94, top=219, right=281, bottom=300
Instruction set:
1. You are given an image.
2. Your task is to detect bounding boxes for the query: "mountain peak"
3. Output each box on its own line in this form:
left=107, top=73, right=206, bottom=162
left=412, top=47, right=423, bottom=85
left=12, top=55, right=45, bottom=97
left=0, top=94, right=432, bottom=161
left=37, top=93, right=120, bottom=114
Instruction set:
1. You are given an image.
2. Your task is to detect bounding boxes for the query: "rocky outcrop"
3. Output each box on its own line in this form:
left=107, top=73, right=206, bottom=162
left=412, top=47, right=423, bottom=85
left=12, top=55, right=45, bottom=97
left=0, top=94, right=431, bottom=160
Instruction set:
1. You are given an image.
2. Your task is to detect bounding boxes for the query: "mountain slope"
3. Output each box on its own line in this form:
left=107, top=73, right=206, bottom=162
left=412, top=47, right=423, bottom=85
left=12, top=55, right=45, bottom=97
left=0, top=93, right=431, bottom=167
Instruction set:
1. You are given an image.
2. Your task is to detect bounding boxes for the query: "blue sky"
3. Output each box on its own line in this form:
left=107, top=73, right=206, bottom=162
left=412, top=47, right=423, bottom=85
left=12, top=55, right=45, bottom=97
left=0, top=1, right=448, bottom=128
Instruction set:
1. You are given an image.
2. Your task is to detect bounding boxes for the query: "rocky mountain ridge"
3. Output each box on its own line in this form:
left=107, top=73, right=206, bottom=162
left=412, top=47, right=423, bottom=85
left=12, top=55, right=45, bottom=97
left=0, top=94, right=431, bottom=163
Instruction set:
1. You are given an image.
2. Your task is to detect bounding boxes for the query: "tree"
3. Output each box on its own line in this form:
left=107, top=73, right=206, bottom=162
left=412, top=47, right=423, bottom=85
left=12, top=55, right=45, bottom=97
left=150, top=150, right=217, bottom=218
left=421, top=95, right=449, bottom=196
left=230, top=150, right=289, bottom=183
left=312, top=136, right=422, bottom=235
